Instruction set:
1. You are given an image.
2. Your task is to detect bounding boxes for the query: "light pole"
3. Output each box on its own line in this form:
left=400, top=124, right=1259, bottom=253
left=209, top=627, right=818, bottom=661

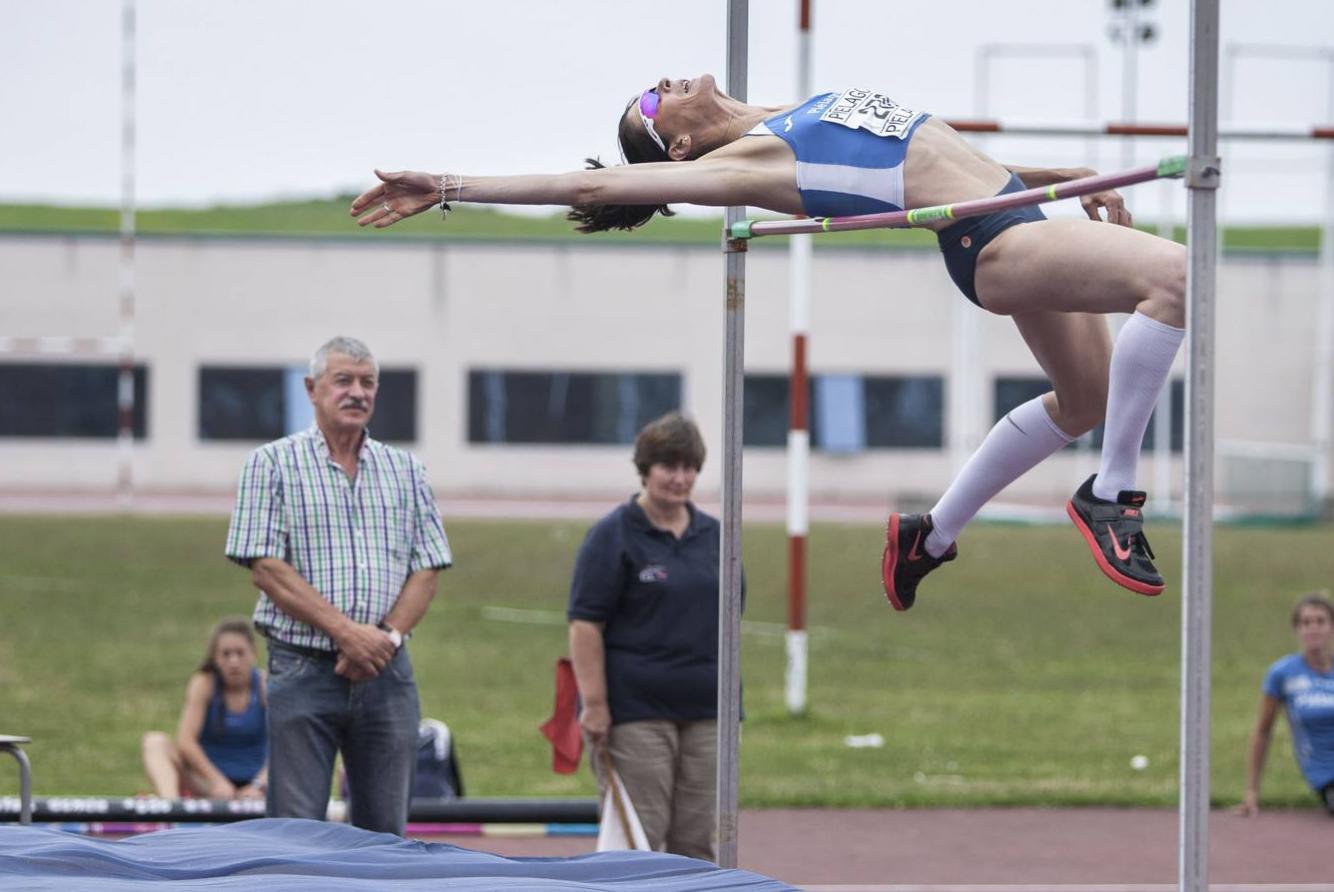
left=1109, top=0, right=1158, bottom=171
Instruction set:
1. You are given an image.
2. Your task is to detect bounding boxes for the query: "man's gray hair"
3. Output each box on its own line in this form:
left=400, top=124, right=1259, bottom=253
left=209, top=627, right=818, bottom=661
left=309, top=336, right=379, bottom=380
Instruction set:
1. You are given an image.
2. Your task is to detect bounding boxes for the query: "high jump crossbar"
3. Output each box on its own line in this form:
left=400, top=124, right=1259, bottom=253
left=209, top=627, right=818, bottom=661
left=943, top=120, right=1334, bottom=140
left=731, top=155, right=1186, bottom=240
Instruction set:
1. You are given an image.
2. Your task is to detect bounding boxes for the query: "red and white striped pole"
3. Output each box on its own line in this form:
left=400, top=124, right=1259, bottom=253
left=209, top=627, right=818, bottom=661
left=117, top=0, right=137, bottom=505
left=785, top=0, right=812, bottom=717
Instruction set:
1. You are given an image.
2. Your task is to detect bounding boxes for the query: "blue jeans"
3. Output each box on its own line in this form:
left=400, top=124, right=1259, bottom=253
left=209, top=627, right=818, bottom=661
left=265, top=640, right=420, bottom=835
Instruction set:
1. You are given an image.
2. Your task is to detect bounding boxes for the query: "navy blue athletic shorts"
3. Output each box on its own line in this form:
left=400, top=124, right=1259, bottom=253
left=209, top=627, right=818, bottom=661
left=937, top=173, right=1046, bottom=309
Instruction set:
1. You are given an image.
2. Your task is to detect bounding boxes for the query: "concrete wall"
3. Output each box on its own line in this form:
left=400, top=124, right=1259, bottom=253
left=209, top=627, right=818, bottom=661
left=1, top=232, right=1327, bottom=510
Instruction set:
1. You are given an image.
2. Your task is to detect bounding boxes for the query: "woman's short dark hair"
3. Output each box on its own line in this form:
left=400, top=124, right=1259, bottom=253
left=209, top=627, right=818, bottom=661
left=1291, top=591, right=1334, bottom=627
left=567, top=98, right=677, bottom=234
left=633, top=412, right=706, bottom=479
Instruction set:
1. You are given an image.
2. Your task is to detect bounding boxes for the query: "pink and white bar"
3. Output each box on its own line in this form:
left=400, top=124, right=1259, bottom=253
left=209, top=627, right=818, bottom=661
left=942, top=119, right=1334, bottom=141
left=734, top=157, right=1185, bottom=240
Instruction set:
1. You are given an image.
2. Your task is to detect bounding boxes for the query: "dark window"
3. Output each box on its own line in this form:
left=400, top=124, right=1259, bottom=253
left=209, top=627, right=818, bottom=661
left=199, top=366, right=418, bottom=443
left=199, top=367, right=284, bottom=441
left=373, top=370, right=417, bottom=443
left=468, top=370, right=681, bottom=445
left=993, top=376, right=1182, bottom=452
left=743, top=376, right=803, bottom=447
left=743, top=373, right=944, bottom=450
left=865, top=376, right=945, bottom=448
left=0, top=362, right=148, bottom=439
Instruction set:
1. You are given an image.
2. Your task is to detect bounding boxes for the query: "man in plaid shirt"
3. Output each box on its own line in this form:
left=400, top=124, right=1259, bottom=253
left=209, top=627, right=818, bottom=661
left=225, top=336, right=452, bottom=835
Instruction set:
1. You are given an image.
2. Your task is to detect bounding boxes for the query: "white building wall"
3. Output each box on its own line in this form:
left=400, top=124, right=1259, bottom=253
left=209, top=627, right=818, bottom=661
left=0, top=233, right=1327, bottom=510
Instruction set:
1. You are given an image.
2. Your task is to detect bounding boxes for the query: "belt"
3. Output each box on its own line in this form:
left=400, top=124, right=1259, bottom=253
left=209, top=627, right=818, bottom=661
left=266, top=638, right=338, bottom=661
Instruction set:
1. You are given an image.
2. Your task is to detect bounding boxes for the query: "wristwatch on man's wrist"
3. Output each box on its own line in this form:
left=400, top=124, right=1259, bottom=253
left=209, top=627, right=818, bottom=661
left=378, top=622, right=404, bottom=650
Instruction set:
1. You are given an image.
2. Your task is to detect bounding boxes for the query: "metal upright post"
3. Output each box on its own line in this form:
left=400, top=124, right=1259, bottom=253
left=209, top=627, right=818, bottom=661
left=717, top=0, right=748, bottom=870
left=1181, top=2, right=1220, bottom=891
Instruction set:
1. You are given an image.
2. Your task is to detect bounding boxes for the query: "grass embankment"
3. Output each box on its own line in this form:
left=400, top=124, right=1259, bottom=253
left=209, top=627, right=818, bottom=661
left=0, top=515, right=1327, bottom=809
left=0, top=200, right=1320, bottom=252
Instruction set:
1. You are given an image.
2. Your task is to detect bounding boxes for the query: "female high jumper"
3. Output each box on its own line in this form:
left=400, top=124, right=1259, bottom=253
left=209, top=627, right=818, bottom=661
left=352, top=75, right=1186, bottom=610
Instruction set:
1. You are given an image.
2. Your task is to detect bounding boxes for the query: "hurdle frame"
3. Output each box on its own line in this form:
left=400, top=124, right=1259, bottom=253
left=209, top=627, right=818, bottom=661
left=714, top=4, right=1222, bottom=888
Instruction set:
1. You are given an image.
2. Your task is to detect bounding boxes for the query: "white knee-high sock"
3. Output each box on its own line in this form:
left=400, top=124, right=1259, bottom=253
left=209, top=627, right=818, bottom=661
left=924, top=395, right=1074, bottom=557
left=1092, top=311, right=1185, bottom=501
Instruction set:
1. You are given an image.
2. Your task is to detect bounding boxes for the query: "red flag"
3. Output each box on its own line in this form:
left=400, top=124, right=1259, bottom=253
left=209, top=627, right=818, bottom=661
left=538, top=657, right=583, bottom=774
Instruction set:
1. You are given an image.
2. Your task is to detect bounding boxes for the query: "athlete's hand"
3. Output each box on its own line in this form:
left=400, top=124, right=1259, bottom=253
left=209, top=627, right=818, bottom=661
left=207, top=778, right=238, bottom=800
left=350, top=169, right=442, bottom=228
left=1080, top=188, right=1133, bottom=227
left=1235, top=790, right=1261, bottom=817
left=236, top=782, right=266, bottom=800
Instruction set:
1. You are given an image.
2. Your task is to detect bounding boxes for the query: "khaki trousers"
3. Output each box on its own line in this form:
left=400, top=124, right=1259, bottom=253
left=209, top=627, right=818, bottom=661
left=591, top=719, right=717, bottom=862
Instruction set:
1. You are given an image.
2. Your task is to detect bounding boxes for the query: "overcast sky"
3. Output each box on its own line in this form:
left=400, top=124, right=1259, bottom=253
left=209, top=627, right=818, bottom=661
left=3, top=0, right=1332, bottom=222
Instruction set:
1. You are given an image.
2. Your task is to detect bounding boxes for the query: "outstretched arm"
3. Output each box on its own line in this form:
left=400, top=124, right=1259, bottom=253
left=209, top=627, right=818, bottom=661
left=350, top=156, right=774, bottom=229
left=1238, top=694, right=1280, bottom=816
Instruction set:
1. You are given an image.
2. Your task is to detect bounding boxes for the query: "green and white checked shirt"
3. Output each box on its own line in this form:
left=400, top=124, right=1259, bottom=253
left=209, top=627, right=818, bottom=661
left=225, top=426, right=452, bottom=651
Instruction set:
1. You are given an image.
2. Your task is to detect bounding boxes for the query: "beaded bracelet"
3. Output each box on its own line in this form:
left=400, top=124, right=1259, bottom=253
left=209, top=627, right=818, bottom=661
left=438, top=174, right=463, bottom=218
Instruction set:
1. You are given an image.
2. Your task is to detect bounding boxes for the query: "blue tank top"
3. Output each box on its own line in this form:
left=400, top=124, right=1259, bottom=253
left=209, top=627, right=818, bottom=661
left=747, top=88, right=930, bottom=217
left=199, top=668, right=267, bottom=785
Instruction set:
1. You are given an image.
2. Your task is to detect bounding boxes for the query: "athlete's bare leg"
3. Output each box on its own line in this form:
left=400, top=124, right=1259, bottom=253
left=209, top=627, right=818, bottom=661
left=1008, top=309, right=1112, bottom=437
left=973, top=218, right=1185, bottom=594
left=919, top=310, right=1109, bottom=560
left=975, top=219, right=1185, bottom=324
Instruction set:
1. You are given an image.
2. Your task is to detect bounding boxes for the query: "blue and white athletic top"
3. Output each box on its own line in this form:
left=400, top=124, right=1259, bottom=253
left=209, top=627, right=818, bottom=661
left=1263, top=653, right=1334, bottom=790
left=747, top=88, right=930, bottom=217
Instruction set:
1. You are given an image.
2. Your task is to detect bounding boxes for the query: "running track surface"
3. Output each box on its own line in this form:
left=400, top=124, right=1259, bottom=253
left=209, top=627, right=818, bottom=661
left=434, top=808, right=1333, bottom=890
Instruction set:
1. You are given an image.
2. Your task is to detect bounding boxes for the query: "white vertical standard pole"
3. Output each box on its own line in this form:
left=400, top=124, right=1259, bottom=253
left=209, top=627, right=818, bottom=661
left=1180, top=2, right=1220, bottom=891
left=117, top=0, right=138, bottom=506
left=717, top=0, right=748, bottom=870
left=785, top=0, right=812, bottom=718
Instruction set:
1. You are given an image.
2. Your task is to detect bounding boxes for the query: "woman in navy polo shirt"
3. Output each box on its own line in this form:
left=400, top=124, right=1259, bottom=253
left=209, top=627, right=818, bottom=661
left=567, top=412, right=732, bottom=860
left=141, top=617, right=268, bottom=799
left=1240, top=592, right=1334, bottom=816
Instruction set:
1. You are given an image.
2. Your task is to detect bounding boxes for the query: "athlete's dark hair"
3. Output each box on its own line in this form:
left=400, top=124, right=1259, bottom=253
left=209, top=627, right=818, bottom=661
left=1291, top=591, right=1334, bottom=627
left=198, top=616, right=257, bottom=675
left=633, top=411, right=706, bottom=480
left=567, top=98, right=676, bottom=234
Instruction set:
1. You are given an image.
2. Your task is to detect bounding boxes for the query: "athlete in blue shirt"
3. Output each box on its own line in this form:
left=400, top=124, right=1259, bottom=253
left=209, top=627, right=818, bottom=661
left=355, top=74, right=1187, bottom=610
left=1241, top=593, right=1334, bottom=816
left=142, top=617, right=268, bottom=799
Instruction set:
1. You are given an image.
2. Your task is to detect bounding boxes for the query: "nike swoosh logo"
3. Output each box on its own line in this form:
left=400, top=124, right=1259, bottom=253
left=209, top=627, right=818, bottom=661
left=1107, top=525, right=1133, bottom=561
left=784, top=116, right=793, bottom=132
left=907, top=530, right=924, bottom=561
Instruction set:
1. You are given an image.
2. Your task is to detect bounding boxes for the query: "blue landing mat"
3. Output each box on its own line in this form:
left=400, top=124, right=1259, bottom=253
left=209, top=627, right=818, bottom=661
left=0, top=818, right=796, bottom=890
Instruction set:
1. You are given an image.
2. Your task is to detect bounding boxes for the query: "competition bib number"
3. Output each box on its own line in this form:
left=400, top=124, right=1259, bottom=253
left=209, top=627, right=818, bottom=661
left=818, top=88, right=924, bottom=139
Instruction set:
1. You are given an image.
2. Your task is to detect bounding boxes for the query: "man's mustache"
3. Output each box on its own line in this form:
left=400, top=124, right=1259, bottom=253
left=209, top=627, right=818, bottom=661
left=339, top=399, right=369, bottom=411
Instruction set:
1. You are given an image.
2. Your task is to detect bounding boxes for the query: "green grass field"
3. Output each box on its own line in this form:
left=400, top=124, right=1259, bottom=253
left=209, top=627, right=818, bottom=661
left=0, top=199, right=1321, bottom=253
left=0, top=514, right=1327, bottom=809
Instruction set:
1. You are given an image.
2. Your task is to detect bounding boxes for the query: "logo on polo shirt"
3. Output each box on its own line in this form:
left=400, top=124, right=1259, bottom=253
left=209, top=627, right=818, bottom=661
left=638, top=564, right=669, bottom=583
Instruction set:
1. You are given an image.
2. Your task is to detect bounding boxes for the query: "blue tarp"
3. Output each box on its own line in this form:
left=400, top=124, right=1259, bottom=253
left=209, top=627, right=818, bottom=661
left=0, top=818, right=795, bottom=890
